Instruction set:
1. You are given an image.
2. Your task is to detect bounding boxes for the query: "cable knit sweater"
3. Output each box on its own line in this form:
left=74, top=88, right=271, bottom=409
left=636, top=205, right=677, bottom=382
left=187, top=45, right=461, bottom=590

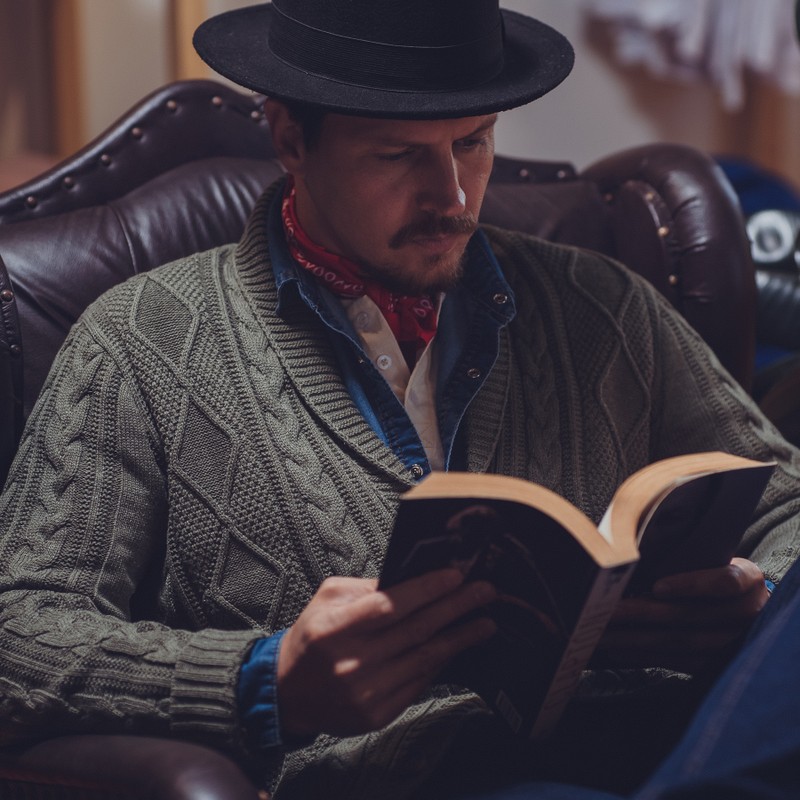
left=1, top=188, right=800, bottom=797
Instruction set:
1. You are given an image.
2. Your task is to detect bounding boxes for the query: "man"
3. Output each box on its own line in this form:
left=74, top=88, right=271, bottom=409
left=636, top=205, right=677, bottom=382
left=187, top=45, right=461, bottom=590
left=0, top=1, right=798, bottom=798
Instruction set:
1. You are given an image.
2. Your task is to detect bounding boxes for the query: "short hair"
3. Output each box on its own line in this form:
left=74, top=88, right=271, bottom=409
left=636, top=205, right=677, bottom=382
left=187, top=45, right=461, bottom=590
left=279, top=98, right=327, bottom=150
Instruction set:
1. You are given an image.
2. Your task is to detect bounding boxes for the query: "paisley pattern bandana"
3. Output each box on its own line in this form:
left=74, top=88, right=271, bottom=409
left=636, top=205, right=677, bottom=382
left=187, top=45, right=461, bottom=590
left=281, top=179, right=437, bottom=367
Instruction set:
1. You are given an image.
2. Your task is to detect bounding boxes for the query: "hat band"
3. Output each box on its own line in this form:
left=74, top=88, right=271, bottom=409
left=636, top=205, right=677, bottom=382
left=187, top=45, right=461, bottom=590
left=268, top=6, right=506, bottom=92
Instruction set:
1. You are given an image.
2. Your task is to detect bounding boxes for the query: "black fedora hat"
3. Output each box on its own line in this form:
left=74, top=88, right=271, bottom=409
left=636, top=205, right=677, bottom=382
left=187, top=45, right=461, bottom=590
left=193, top=0, right=574, bottom=119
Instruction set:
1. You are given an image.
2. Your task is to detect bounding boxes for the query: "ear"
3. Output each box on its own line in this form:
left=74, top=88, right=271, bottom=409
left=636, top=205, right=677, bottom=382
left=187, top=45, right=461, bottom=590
left=263, top=98, right=307, bottom=176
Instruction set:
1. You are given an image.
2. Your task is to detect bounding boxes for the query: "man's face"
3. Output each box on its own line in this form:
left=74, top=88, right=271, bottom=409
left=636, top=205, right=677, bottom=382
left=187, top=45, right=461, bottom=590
left=288, top=112, right=497, bottom=295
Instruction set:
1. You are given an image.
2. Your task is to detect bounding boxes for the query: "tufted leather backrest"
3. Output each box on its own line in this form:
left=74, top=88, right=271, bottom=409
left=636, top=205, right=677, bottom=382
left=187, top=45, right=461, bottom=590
left=0, top=80, right=755, bottom=487
left=0, top=81, right=282, bottom=487
left=482, top=144, right=756, bottom=393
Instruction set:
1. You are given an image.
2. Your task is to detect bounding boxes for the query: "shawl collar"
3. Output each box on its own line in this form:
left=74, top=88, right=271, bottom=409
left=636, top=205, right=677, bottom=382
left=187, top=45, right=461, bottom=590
left=224, top=185, right=415, bottom=486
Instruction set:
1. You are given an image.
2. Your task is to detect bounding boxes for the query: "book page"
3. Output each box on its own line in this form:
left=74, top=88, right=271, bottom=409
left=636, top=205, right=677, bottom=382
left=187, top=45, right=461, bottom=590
left=626, top=464, right=773, bottom=595
left=599, top=453, right=774, bottom=568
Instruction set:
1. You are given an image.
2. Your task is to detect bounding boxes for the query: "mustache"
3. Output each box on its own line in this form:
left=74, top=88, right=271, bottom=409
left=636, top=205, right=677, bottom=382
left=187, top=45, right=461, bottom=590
left=389, top=212, right=478, bottom=249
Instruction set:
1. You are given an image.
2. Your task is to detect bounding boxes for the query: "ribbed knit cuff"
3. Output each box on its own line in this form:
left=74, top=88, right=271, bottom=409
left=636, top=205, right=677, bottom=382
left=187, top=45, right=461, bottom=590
left=170, top=628, right=262, bottom=745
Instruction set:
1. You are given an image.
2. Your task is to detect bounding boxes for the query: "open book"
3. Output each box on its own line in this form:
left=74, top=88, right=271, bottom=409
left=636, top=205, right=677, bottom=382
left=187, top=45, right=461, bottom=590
left=379, top=452, right=775, bottom=739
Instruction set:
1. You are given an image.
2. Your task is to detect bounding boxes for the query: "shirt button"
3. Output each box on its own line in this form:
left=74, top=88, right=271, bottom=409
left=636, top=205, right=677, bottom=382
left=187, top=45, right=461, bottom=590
left=355, top=311, right=370, bottom=330
left=492, top=292, right=509, bottom=305
left=376, top=354, right=393, bottom=370
left=410, top=464, right=424, bottom=479
left=467, top=367, right=481, bottom=379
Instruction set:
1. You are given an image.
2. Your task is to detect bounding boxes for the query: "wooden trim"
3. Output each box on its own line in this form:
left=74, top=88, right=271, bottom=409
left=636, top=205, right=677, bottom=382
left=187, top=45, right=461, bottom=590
left=749, top=80, right=800, bottom=188
left=711, top=72, right=800, bottom=189
left=49, top=0, right=86, bottom=157
left=169, top=0, right=210, bottom=81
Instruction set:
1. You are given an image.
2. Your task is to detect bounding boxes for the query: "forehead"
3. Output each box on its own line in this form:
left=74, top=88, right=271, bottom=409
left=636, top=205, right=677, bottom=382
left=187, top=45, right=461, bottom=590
left=318, top=113, right=497, bottom=147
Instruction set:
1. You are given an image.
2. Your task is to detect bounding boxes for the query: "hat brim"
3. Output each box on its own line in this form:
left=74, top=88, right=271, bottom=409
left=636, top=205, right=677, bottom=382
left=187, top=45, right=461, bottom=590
left=193, top=5, right=574, bottom=118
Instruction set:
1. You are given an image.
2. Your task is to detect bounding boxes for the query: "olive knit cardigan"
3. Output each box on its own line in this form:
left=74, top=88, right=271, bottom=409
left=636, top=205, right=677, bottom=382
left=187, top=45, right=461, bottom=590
left=1, top=190, right=799, bottom=796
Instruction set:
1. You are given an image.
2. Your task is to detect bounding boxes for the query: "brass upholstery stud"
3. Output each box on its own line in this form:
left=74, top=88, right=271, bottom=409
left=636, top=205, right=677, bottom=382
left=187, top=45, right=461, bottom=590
left=100, top=154, right=112, bottom=166
left=658, top=225, right=670, bottom=238
left=250, top=109, right=262, bottom=121
left=25, top=196, right=37, bottom=208
left=166, top=99, right=178, bottom=112
left=668, top=274, right=679, bottom=286
left=603, top=193, right=614, bottom=203
left=556, top=169, right=568, bottom=179
left=0, top=290, right=13, bottom=302
left=211, top=96, right=223, bottom=107
left=10, top=344, right=21, bottom=356
left=63, top=176, right=75, bottom=189
left=518, top=168, right=530, bottom=180
left=131, top=127, right=143, bottom=139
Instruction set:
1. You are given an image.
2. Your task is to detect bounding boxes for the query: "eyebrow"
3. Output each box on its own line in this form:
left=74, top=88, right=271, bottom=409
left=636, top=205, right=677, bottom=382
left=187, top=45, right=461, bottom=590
left=462, top=115, right=499, bottom=138
left=371, top=114, right=499, bottom=148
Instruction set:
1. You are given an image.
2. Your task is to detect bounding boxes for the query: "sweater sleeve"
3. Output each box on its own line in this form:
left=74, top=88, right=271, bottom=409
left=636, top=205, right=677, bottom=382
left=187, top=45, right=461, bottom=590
left=0, top=317, right=262, bottom=751
left=646, top=287, right=800, bottom=584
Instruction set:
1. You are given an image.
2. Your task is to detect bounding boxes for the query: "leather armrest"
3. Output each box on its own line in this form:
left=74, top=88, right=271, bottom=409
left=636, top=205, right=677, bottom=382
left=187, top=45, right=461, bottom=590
left=0, top=735, right=264, bottom=800
left=583, top=143, right=756, bottom=391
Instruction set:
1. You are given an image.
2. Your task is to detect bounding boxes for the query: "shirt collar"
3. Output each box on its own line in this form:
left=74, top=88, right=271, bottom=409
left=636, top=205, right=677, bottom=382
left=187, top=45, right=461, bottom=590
left=266, top=182, right=516, bottom=328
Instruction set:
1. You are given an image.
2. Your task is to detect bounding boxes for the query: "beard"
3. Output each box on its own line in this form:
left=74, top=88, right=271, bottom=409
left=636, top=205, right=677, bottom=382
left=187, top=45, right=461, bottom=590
left=358, top=211, right=478, bottom=295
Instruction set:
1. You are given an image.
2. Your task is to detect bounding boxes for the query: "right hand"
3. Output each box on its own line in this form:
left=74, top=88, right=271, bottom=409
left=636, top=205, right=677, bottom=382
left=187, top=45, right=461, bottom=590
left=276, top=568, right=497, bottom=739
left=596, top=557, right=768, bottom=673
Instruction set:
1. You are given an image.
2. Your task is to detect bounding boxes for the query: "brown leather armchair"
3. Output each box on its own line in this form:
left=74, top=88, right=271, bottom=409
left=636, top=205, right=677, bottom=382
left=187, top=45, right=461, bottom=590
left=0, top=79, right=757, bottom=798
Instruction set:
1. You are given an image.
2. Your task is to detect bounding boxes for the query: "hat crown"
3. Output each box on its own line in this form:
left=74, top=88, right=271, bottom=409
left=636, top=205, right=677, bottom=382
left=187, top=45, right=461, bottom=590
left=268, top=0, right=506, bottom=93
left=272, top=0, right=501, bottom=47
left=192, top=1, right=574, bottom=119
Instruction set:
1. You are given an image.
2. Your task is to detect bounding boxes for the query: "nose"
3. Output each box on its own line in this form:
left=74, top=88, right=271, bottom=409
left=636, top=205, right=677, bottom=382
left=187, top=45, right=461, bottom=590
left=418, top=151, right=467, bottom=217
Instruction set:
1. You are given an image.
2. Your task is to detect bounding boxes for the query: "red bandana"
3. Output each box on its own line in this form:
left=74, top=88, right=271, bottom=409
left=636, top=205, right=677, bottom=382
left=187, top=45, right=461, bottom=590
left=281, top=179, right=437, bottom=368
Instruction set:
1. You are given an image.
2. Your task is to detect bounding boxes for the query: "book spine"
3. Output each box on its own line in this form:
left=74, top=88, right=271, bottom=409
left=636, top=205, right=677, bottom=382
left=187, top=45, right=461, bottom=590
left=529, top=561, right=635, bottom=738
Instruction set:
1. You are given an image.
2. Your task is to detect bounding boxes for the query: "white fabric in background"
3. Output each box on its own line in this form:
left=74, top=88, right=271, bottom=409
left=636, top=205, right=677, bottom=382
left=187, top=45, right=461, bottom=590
left=581, top=0, right=800, bottom=109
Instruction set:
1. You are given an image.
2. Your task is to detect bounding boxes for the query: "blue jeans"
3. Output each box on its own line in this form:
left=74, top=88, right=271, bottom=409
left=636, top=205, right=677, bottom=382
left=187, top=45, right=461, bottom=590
left=464, top=556, right=800, bottom=800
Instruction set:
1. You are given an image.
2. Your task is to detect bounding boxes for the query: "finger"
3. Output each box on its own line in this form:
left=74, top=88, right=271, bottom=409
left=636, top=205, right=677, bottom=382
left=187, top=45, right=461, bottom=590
left=315, top=575, right=379, bottom=605
left=373, top=614, right=497, bottom=704
left=318, top=615, right=497, bottom=737
left=340, top=568, right=474, bottom=632
left=611, top=595, right=669, bottom=624
left=651, top=558, right=765, bottom=600
left=610, top=591, right=766, bottom=629
left=374, top=580, right=497, bottom=659
left=610, top=595, right=712, bottom=626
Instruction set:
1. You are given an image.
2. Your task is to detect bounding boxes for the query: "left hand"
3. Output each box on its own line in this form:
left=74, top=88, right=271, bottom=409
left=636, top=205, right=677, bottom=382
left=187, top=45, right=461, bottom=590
left=594, top=557, right=770, bottom=674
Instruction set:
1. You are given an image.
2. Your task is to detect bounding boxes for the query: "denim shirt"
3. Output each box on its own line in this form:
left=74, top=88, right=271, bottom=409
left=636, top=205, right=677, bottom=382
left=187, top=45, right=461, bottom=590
left=239, top=189, right=516, bottom=749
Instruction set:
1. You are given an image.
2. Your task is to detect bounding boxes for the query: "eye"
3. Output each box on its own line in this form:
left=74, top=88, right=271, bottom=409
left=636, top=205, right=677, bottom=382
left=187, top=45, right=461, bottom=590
left=456, top=136, right=489, bottom=152
left=376, top=148, right=414, bottom=162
